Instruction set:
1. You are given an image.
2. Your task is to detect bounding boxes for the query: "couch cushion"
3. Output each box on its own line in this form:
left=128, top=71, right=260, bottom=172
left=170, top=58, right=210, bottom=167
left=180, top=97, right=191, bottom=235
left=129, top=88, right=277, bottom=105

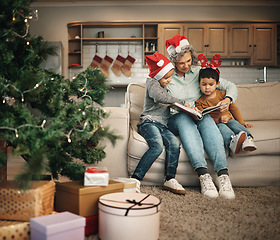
left=232, top=120, right=280, bottom=157
left=235, top=82, right=280, bottom=121
left=126, top=83, right=145, bottom=122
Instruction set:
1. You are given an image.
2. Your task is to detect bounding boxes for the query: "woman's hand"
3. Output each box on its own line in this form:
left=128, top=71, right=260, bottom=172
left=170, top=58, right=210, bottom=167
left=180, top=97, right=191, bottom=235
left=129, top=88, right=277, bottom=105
left=218, top=98, right=231, bottom=112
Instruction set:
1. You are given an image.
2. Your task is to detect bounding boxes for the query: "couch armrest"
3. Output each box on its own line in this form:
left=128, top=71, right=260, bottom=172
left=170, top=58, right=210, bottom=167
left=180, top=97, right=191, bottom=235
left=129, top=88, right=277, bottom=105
left=94, top=107, right=129, bottom=178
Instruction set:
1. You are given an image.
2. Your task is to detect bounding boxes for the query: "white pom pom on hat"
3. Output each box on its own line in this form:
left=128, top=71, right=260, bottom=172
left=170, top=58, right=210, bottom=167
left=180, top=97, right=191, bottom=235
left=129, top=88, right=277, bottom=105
left=145, top=52, right=174, bottom=81
left=175, top=46, right=181, bottom=53
left=157, top=59, right=164, bottom=67
left=166, top=34, right=190, bottom=56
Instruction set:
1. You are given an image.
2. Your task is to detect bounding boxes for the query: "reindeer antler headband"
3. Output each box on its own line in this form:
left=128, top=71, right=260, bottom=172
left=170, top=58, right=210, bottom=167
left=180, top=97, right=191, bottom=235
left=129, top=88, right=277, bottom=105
left=198, top=54, right=222, bottom=76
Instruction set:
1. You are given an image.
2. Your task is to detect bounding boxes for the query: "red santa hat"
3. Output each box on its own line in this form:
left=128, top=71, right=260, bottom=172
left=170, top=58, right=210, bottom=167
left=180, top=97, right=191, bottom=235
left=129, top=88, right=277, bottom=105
left=165, top=34, right=190, bottom=56
left=145, top=52, right=174, bottom=81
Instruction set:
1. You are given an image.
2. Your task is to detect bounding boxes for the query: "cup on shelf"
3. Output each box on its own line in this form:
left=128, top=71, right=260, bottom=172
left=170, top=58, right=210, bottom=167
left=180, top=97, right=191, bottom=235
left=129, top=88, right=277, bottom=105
left=98, top=31, right=104, bottom=38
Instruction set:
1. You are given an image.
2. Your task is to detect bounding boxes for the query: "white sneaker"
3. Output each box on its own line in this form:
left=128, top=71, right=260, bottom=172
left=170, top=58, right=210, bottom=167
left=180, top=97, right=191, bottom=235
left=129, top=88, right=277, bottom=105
left=229, top=131, right=247, bottom=155
left=242, top=136, right=257, bottom=151
left=163, top=178, right=186, bottom=195
left=199, top=173, right=219, bottom=198
left=130, top=178, right=141, bottom=193
left=217, top=175, right=235, bottom=200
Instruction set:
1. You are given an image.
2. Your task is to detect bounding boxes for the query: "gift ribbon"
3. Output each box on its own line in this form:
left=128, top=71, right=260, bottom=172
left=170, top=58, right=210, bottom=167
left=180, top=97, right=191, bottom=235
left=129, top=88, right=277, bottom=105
left=85, top=168, right=108, bottom=173
left=100, top=194, right=160, bottom=216
left=125, top=194, right=154, bottom=216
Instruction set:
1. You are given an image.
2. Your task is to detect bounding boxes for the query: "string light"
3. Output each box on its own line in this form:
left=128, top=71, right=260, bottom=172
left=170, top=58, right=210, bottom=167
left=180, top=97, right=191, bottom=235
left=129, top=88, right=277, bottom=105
left=1, top=77, right=44, bottom=102
left=1, top=69, right=106, bottom=145
left=66, top=121, right=88, bottom=143
left=0, top=119, right=47, bottom=138
left=78, top=73, right=93, bottom=101
left=11, top=9, right=38, bottom=38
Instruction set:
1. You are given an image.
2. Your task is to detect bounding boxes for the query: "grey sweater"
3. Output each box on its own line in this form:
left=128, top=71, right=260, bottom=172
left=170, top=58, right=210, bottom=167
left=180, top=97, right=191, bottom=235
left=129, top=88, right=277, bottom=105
left=139, top=78, right=185, bottom=127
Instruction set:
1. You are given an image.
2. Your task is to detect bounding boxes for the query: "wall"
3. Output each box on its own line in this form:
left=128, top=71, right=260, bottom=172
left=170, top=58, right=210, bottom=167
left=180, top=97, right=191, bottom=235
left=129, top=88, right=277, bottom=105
left=30, top=2, right=280, bottom=107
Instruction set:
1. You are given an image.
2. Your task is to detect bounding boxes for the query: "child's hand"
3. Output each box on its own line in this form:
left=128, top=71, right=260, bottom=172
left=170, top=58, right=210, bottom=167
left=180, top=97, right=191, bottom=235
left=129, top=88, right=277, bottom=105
left=217, top=98, right=230, bottom=112
left=220, top=115, right=230, bottom=123
left=192, top=107, right=201, bottom=113
left=245, top=123, right=253, bottom=128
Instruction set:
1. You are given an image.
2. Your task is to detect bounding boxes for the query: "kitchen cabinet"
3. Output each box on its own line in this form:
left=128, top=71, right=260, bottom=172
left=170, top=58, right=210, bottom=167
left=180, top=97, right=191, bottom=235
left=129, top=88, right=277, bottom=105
left=158, top=24, right=184, bottom=57
left=158, top=23, right=228, bottom=57
left=68, top=21, right=278, bottom=70
left=229, top=24, right=253, bottom=57
left=184, top=24, right=229, bottom=57
left=251, top=24, right=277, bottom=66
left=229, top=24, right=277, bottom=65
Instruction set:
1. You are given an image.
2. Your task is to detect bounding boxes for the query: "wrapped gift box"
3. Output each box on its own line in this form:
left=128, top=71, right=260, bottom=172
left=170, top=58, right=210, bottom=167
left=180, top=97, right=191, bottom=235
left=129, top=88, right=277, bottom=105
left=0, top=181, right=56, bottom=221
left=30, top=211, right=85, bottom=240
left=84, top=167, right=109, bottom=186
left=112, top=177, right=137, bottom=192
left=98, top=192, right=161, bottom=240
left=85, top=215, right=98, bottom=236
left=55, top=180, right=124, bottom=217
left=0, top=220, right=30, bottom=240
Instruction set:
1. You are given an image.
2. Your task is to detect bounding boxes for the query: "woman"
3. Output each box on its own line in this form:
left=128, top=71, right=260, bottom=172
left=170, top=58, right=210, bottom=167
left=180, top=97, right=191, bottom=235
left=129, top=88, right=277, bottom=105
left=165, top=34, right=237, bottom=199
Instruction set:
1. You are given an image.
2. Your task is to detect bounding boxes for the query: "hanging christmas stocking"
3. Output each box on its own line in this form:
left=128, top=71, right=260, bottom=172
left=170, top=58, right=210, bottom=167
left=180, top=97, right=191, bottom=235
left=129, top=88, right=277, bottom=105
left=121, top=55, right=136, bottom=77
left=90, top=55, right=102, bottom=69
left=111, top=55, right=126, bottom=77
left=99, top=55, right=113, bottom=77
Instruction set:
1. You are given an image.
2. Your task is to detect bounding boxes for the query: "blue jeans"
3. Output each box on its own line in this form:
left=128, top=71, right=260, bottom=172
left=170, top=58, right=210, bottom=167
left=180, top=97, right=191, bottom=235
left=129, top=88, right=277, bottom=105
left=217, top=119, right=252, bottom=150
left=168, top=113, right=228, bottom=173
left=132, top=120, right=181, bottom=180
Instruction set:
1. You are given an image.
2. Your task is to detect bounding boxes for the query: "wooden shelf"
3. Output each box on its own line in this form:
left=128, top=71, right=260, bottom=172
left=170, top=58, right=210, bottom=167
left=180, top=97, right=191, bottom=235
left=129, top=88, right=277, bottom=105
left=67, top=21, right=158, bottom=68
left=82, top=38, right=143, bottom=41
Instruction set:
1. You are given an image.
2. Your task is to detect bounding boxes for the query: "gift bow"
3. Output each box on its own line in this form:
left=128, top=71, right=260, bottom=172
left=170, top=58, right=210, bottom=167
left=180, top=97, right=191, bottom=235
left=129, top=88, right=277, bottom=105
left=85, top=168, right=108, bottom=173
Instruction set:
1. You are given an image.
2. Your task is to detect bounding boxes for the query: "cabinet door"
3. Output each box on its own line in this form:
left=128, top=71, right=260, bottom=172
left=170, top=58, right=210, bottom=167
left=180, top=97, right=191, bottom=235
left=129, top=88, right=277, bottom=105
left=158, top=24, right=184, bottom=57
left=206, top=24, right=228, bottom=57
left=251, top=24, right=277, bottom=66
left=184, top=24, right=206, bottom=55
left=185, top=24, right=228, bottom=57
left=229, top=24, right=253, bottom=57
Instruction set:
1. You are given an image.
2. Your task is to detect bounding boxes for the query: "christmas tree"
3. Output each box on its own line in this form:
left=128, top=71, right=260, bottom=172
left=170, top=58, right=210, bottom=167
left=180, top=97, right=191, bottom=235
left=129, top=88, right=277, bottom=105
left=0, top=0, right=120, bottom=188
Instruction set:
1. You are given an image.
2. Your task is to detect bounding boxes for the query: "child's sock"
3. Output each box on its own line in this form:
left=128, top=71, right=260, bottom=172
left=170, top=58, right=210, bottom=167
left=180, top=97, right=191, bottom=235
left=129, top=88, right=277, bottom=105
left=131, top=174, right=142, bottom=181
left=165, top=175, right=173, bottom=181
left=196, top=167, right=208, bottom=176
left=217, top=168, right=229, bottom=176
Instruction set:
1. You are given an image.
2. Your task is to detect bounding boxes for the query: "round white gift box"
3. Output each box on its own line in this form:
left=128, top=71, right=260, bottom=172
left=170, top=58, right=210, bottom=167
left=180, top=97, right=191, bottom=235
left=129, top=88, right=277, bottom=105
left=98, top=192, right=161, bottom=240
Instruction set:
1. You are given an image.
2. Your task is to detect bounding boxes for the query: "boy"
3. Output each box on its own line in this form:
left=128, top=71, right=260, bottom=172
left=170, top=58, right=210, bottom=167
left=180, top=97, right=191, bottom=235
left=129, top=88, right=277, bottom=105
left=195, top=54, right=257, bottom=155
left=131, top=52, right=188, bottom=194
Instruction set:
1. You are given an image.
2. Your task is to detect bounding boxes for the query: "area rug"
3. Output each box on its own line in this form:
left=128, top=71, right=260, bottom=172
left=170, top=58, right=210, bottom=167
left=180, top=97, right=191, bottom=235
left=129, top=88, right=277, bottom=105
left=86, top=186, right=280, bottom=240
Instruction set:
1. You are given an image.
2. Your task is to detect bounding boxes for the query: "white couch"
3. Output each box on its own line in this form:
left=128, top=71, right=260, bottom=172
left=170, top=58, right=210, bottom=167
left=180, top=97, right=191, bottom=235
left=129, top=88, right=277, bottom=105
left=98, top=82, right=280, bottom=187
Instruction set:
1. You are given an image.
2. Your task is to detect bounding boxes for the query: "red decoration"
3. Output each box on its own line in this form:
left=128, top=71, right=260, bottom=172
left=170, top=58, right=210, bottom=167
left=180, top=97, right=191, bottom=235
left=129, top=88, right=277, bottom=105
left=198, top=54, right=222, bottom=69
left=85, top=168, right=108, bottom=173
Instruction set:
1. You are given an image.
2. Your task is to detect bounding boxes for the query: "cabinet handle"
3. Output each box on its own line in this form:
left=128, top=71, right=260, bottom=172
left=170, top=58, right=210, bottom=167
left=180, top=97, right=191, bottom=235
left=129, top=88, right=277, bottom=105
left=249, top=45, right=252, bottom=47
left=254, top=45, right=256, bottom=47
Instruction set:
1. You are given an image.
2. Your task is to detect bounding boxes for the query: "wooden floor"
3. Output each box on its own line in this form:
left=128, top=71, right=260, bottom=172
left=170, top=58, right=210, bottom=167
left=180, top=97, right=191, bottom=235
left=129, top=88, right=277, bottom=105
left=6, top=147, right=26, bottom=180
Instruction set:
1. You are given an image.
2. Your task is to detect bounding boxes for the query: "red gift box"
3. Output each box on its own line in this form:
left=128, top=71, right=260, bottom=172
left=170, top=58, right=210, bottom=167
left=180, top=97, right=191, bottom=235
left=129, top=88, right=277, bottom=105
left=85, top=215, right=98, bottom=236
